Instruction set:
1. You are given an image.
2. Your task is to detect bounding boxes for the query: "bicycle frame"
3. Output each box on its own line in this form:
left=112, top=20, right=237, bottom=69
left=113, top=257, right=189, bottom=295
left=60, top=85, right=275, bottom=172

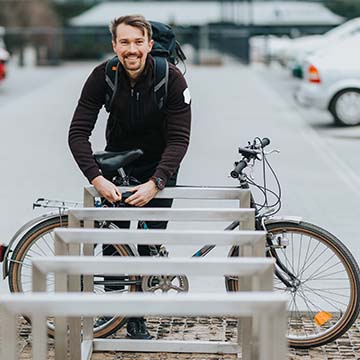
left=190, top=176, right=300, bottom=289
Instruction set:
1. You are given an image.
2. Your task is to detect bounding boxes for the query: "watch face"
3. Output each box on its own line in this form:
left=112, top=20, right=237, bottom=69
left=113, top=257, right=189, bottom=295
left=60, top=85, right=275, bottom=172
left=156, top=177, right=165, bottom=190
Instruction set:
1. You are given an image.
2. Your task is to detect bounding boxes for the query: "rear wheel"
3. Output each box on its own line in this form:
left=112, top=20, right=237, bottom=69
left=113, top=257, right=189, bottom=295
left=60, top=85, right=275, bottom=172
left=8, top=215, right=135, bottom=338
left=329, top=89, right=360, bottom=126
left=226, top=221, right=360, bottom=348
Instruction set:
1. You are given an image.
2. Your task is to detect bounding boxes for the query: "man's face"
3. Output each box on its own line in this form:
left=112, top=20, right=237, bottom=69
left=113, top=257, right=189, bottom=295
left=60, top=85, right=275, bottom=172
left=112, top=23, right=153, bottom=76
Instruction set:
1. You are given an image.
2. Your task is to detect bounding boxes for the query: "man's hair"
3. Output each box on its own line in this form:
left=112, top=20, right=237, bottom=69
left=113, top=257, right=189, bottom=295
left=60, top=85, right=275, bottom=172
left=110, top=15, right=152, bottom=41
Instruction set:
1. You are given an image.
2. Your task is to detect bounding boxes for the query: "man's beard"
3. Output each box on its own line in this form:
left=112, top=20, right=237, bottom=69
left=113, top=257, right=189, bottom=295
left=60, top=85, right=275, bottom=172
left=123, top=55, right=142, bottom=71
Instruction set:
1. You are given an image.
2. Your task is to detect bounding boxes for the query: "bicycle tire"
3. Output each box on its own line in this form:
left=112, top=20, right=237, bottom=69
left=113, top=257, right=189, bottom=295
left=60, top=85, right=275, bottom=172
left=8, top=215, right=135, bottom=338
left=226, top=220, right=360, bottom=348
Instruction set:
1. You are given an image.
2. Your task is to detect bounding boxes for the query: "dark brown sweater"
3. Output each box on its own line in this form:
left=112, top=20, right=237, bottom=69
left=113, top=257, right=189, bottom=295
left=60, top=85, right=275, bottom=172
left=68, top=56, right=191, bottom=184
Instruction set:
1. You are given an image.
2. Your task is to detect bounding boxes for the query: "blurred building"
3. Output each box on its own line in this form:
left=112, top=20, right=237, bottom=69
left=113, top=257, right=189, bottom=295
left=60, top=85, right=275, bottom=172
left=66, top=0, right=343, bottom=63
left=70, top=1, right=343, bottom=27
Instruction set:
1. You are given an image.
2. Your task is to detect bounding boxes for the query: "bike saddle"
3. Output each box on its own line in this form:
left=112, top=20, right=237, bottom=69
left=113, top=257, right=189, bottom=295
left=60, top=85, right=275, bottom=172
left=94, top=149, right=144, bottom=176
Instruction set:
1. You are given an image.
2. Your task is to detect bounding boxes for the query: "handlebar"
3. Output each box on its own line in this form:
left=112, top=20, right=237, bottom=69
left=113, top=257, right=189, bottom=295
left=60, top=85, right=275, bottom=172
left=230, top=160, right=247, bottom=178
left=230, top=137, right=271, bottom=178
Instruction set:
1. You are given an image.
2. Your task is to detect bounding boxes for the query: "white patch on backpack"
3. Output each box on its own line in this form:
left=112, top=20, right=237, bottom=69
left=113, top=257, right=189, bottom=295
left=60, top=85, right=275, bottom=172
left=183, top=88, right=191, bottom=104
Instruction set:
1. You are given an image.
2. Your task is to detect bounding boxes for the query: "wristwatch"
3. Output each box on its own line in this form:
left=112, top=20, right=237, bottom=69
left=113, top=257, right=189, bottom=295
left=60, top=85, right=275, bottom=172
left=150, top=176, right=166, bottom=190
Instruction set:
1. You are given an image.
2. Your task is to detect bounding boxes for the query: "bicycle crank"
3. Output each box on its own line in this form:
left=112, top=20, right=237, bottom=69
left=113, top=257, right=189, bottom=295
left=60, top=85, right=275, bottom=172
left=141, top=274, right=189, bottom=293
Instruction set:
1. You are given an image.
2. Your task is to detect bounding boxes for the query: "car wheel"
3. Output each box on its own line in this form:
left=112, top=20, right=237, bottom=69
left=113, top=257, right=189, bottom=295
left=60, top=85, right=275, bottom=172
left=330, top=89, right=360, bottom=126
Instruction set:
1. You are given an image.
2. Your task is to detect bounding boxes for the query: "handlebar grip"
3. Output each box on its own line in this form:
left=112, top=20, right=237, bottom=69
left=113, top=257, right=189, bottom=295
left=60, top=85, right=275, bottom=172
left=261, top=137, right=270, bottom=148
left=231, top=160, right=247, bottom=178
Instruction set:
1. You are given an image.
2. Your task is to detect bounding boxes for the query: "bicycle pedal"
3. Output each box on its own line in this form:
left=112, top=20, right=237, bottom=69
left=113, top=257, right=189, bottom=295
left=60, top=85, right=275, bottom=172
left=159, top=245, right=169, bottom=257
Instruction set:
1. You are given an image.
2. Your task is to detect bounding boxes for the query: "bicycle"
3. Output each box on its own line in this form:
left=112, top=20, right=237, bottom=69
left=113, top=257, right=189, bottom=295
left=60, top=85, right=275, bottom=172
left=1, top=139, right=359, bottom=348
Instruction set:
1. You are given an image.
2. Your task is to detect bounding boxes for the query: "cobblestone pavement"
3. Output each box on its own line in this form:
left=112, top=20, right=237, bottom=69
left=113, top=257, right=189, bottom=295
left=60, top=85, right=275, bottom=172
left=17, top=316, right=360, bottom=359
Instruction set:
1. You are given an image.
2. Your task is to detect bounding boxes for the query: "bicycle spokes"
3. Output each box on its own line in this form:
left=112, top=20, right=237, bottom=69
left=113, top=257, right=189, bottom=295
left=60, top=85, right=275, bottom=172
left=270, top=226, right=354, bottom=343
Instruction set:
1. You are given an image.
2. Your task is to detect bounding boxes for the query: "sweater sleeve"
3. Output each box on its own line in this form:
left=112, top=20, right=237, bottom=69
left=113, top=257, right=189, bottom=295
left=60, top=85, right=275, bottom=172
left=68, top=64, right=107, bottom=183
left=152, top=65, right=192, bottom=183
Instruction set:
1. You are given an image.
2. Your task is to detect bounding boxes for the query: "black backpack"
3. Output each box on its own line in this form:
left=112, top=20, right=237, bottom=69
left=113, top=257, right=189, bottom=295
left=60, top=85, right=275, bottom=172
left=104, top=21, right=186, bottom=113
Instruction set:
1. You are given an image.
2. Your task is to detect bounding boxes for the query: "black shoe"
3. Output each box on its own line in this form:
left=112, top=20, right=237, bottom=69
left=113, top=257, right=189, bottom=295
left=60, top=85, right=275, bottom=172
left=126, top=317, right=153, bottom=339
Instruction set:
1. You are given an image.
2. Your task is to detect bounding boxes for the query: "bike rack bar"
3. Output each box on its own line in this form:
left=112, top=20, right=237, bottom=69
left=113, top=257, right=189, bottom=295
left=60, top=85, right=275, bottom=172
left=67, top=207, right=255, bottom=222
left=32, top=256, right=274, bottom=291
left=84, top=185, right=251, bottom=203
left=0, top=292, right=288, bottom=360
left=54, top=228, right=266, bottom=246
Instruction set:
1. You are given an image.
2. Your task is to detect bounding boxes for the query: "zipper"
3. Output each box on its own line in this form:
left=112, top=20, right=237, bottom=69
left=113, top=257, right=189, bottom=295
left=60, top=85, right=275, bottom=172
left=130, top=88, right=134, bottom=129
left=136, top=91, right=141, bottom=126
left=130, top=88, right=142, bottom=129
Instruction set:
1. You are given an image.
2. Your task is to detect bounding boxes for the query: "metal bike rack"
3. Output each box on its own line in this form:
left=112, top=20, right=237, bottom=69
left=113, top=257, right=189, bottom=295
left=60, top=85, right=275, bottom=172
left=1, top=186, right=287, bottom=360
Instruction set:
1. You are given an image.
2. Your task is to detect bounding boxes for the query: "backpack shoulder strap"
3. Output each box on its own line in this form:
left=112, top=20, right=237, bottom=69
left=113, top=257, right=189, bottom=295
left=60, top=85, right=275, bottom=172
left=153, top=56, right=169, bottom=111
left=104, top=56, right=120, bottom=113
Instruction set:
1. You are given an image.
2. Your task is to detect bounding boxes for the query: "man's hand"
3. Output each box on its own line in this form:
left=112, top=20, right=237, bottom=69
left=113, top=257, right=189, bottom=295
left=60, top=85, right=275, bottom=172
left=91, top=176, right=122, bottom=203
left=126, top=180, right=159, bottom=207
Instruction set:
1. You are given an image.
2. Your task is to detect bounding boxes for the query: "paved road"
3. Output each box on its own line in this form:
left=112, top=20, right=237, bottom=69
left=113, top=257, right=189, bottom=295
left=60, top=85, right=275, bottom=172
left=0, top=60, right=359, bottom=296
left=253, top=62, right=360, bottom=194
left=252, top=62, right=360, bottom=256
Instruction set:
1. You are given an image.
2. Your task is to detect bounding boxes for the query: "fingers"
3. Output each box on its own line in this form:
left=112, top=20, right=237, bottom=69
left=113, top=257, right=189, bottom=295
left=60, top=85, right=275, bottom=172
left=93, top=177, right=122, bottom=204
left=110, top=187, right=122, bottom=203
left=129, top=185, right=140, bottom=192
left=126, top=191, right=148, bottom=207
left=101, top=185, right=121, bottom=203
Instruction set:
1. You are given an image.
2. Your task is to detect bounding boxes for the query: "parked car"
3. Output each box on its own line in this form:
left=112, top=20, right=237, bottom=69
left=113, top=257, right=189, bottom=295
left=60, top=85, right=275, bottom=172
left=279, top=17, right=360, bottom=77
left=296, top=35, right=360, bottom=126
left=0, top=26, right=9, bottom=82
left=0, top=60, right=5, bottom=81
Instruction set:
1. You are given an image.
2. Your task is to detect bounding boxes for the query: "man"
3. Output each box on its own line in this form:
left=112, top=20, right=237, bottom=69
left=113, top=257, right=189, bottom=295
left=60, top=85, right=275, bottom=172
left=68, top=15, right=191, bottom=339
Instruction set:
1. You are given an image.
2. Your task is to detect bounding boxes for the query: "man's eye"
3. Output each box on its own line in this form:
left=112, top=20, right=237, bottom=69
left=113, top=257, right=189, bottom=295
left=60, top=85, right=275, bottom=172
left=136, top=40, right=144, bottom=45
left=120, top=41, right=128, bottom=45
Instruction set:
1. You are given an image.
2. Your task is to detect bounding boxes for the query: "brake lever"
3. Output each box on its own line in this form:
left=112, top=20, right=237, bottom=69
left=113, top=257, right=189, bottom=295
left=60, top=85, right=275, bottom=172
left=249, top=160, right=256, bottom=180
left=263, top=149, right=280, bottom=156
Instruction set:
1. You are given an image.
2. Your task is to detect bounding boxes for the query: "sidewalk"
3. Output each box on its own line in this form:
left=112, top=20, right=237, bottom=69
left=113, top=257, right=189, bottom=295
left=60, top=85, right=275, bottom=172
left=17, top=316, right=360, bottom=359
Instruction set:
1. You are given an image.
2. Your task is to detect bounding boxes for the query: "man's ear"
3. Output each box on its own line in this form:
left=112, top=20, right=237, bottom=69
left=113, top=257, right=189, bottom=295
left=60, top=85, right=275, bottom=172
left=112, top=40, right=117, bottom=53
left=148, top=39, right=154, bottom=52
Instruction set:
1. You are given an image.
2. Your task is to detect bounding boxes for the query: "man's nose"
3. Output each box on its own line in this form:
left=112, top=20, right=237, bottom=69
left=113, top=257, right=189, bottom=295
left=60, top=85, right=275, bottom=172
left=128, top=42, right=137, bottom=52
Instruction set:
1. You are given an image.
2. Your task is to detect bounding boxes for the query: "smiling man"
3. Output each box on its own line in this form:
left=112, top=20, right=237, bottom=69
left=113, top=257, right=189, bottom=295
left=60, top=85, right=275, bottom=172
left=115, top=22, right=150, bottom=79
left=68, top=15, right=191, bottom=339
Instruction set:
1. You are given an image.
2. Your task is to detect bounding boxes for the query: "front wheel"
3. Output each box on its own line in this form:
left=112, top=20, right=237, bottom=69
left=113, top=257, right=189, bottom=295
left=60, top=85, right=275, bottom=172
left=8, top=215, right=136, bottom=338
left=226, top=221, right=360, bottom=348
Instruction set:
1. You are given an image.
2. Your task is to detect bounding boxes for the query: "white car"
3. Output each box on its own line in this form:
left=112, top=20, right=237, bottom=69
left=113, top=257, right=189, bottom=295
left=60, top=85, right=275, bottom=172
left=280, top=17, right=360, bottom=74
left=296, top=35, right=360, bottom=126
